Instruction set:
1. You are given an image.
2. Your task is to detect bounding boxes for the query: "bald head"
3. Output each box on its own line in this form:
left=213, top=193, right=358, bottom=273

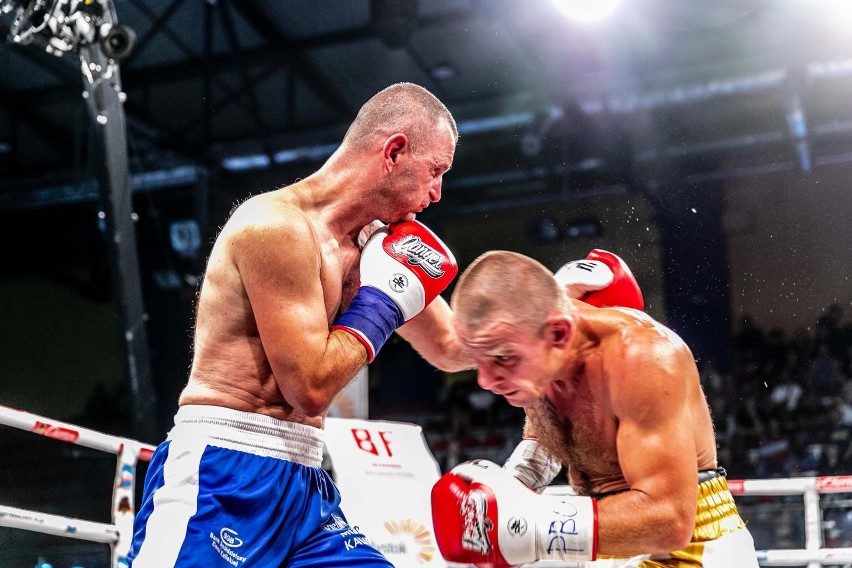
left=342, top=82, right=458, bottom=154
left=452, top=251, right=568, bottom=335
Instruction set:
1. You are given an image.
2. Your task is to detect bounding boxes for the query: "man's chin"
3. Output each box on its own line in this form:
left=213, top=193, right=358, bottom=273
left=403, top=212, right=417, bottom=222
left=503, top=392, right=532, bottom=407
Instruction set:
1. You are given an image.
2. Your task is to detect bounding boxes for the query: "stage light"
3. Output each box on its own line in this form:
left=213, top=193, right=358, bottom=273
left=826, top=0, right=852, bottom=21
left=551, top=0, right=619, bottom=22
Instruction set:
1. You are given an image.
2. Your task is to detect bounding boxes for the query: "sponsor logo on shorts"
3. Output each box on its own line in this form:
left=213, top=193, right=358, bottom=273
left=322, top=514, right=349, bottom=532
left=391, top=235, right=446, bottom=278
left=210, top=527, right=247, bottom=566
left=220, top=527, right=243, bottom=548
left=336, top=523, right=374, bottom=552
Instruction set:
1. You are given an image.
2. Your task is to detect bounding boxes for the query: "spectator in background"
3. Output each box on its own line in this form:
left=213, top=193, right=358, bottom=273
left=752, top=418, right=792, bottom=478
left=806, top=341, right=844, bottom=403
left=764, top=327, right=789, bottom=378
left=816, top=303, right=843, bottom=352
left=768, top=366, right=804, bottom=426
left=733, top=314, right=767, bottom=374
left=817, top=302, right=852, bottom=376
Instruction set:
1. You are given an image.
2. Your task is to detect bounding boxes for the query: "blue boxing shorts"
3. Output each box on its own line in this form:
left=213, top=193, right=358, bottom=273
left=127, top=404, right=393, bottom=568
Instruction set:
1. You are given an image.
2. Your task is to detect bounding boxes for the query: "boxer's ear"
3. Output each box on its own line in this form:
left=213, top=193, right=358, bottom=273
left=546, top=314, right=574, bottom=349
left=383, top=133, right=408, bottom=171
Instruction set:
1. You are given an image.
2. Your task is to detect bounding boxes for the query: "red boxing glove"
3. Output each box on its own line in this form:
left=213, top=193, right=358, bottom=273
left=374, top=220, right=459, bottom=318
left=333, top=220, right=458, bottom=361
left=554, top=249, right=644, bottom=310
left=431, top=460, right=597, bottom=567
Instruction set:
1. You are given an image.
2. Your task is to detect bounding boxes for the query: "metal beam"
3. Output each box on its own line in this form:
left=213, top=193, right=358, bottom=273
left=229, top=0, right=353, bottom=115
left=217, top=1, right=272, bottom=139
left=79, top=41, right=157, bottom=442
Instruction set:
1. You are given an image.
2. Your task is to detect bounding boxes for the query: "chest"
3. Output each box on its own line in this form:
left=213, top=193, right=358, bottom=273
left=532, top=378, right=621, bottom=489
left=320, top=243, right=361, bottom=322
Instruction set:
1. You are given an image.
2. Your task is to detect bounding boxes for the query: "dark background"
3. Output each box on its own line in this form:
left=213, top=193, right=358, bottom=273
left=2, top=1, right=852, bottom=566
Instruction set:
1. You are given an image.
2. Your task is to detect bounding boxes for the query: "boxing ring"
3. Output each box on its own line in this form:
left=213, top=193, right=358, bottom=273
left=2, top=404, right=852, bottom=568
left=0, top=404, right=155, bottom=568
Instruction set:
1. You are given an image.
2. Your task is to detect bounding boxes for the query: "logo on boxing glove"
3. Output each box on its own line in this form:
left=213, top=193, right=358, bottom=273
left=389, top=273, right=409, bottom=293
left=461, top=489, right=493, bottom=555
left=508, top=516, right=528, bottom=537
left=391, top=235, right=447, bottom=278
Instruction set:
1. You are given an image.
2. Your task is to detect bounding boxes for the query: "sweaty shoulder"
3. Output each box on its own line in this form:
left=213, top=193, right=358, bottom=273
left=224, top=192, right=320, bottom=268
left=598, top=308, right=696, bottom=411
left=613, top=309, right=691, bottom=363
left=592, top=308, right=692, bottom=384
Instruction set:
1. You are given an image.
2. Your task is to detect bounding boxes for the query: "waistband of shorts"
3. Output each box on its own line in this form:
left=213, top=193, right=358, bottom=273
left=698, top=467, right=727, bottom=484
left=693, top=473, right=745, bottom=541
left=168, top=404, right=325, bottom=468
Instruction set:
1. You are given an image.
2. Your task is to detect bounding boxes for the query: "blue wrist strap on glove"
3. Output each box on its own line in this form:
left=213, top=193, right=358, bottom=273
left=332, top=286, right=405, bottom=362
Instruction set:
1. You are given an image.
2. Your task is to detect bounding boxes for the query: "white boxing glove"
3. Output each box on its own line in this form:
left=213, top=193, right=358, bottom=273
left=432, top=460, right=597, bottom=566
left=333, top=220, right=458, bottom=361
left=555, top=249, right=644, bottom=310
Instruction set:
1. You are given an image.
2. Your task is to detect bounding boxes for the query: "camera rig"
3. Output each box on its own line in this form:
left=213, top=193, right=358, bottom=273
left=1, top=0, right=135, bottom=60
left=0, top=0, right=156, bottom=440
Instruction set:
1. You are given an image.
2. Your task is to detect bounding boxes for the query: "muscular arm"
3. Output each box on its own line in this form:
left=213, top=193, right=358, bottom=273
left=237, top=212, right=367, bottom=417
left=596, top=334, right=700, bottom=555
left=396, top=296, right=474, bottom=372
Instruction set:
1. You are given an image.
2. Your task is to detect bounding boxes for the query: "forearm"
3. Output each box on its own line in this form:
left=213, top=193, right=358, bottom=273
left=596, top=490, right=695, bottom=555
left=397, top=298, right=474, bottom=372
left=277, top=330, right=368, bottom=417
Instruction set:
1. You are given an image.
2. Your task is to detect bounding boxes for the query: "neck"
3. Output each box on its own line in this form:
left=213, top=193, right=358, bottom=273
left=557, top=316, right=598, bottom=380
left=296, top=159, right=379, bottom=241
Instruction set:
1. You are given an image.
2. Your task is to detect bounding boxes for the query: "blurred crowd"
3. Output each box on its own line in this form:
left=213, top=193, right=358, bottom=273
left=718, top=303, right=852, bottom=479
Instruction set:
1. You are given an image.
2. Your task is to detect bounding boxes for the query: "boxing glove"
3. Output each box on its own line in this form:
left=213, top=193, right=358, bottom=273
left=333, top=220, right=458, bottom=362
left=503, top=438, right=562, bottom=493
left=554, top=249, right=644, bottom=310
left=431, top=460, right=597, bottom=567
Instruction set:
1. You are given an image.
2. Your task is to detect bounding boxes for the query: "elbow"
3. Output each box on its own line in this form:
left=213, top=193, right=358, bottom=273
left=427, top=339, right=475, bottom=373
left=660, top=509, right=695, bottom=551
left=286, top=384, right=335, bottom=418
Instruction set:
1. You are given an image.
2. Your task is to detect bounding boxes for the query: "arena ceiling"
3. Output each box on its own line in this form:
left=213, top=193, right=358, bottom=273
left=2, top=0, right=852, bottom=212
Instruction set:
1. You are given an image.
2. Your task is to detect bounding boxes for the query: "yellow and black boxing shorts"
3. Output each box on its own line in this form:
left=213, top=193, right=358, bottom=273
left=588, top=471, right=760, bottom=567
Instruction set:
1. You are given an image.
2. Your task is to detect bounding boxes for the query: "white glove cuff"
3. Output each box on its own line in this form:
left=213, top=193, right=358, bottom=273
left=532, top=494, right=597, bottom=562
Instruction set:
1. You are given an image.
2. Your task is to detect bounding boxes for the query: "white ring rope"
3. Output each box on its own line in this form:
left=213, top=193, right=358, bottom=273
left=0, top=404, right=155, bottom=568
left=2, top=404, right=852, bottom=567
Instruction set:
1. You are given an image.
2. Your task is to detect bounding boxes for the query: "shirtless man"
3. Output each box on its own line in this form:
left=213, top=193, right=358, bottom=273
left=127, top=83, right=470, bottom=567
left=431, top=250, right=759, bottom=567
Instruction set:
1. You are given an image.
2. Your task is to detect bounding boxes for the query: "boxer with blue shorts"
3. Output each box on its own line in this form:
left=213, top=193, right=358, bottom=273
left=126, top=84, right=472, bottom=567
left=127, top=405, right=392, bottom=567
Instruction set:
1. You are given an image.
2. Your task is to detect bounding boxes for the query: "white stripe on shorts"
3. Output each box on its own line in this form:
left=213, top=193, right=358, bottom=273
left=131, top=436, right=205, bottom=567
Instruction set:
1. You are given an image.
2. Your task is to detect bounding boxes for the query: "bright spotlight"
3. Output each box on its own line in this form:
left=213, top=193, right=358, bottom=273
left=551, top=0, right=620, bottom=22
left=826, top=0, right=852, bottom=24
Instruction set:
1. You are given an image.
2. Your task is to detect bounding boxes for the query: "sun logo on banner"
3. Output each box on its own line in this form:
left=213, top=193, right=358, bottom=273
left=384, top=518, right=436, bottom=564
